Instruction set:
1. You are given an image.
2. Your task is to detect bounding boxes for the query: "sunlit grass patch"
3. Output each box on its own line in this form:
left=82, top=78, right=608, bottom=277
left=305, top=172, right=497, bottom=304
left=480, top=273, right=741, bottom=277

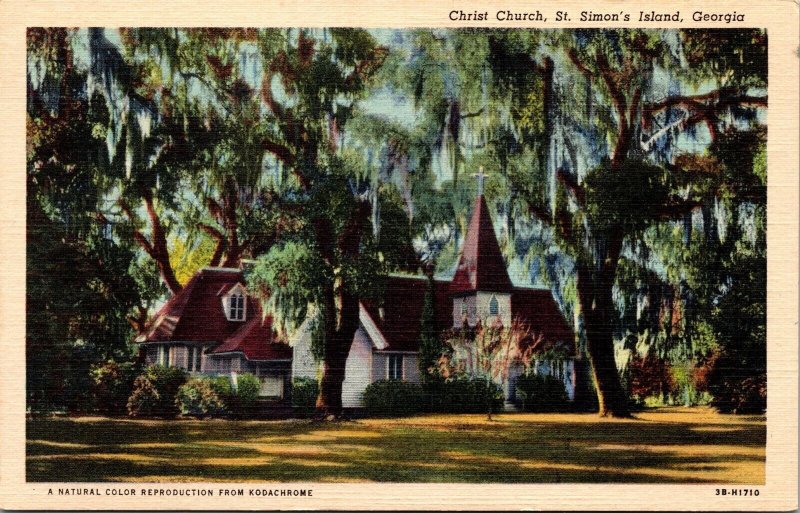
left=26, top=407, right=764, bottom=483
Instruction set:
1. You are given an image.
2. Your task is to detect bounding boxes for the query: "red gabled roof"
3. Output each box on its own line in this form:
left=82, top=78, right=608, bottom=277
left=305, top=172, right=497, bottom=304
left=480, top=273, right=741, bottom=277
left=139, top=268, right=250, bottom=343
left=363, top=275, right=575, bottom=355
left=137, top=268, right=291, bottom=361
left=211, top=315, right=292, bottom=361
left=512, top=288, right=576, bottom=356
left=449, top=194, right=513, bottom=295
left=362, top=276, right=453, bottom=352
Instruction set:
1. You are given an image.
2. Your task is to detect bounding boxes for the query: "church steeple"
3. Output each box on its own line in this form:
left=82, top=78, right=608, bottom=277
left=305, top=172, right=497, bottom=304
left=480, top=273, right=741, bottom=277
left=449, top=168, right=513, bottom=297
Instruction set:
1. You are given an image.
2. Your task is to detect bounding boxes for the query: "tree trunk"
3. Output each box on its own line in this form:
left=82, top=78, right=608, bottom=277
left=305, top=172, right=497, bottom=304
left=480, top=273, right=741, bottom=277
left=315, top=290, right=361, bottom=417
left=313, top=202, right=369, bottom=417
left=317, top=358, right=346, bottom=415
left=576, top=234, right=631, bottom=418
left=221, top=179, right=242, bottom=268
left=141, top=192, right=182, bottom=295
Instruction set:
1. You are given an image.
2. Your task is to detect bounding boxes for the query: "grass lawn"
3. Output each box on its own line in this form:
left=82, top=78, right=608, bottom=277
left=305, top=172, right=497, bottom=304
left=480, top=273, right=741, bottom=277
left=27, top=407, right=765, bottom=484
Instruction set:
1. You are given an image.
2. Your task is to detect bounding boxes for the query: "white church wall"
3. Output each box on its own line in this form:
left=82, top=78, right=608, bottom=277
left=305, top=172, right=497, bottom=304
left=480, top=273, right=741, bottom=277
left=342, top=328, right=373, bottom=408
left=451, top=295, right=477, bottom=327
left=403, top=355, right=421, bottom=383
left=476, top=291, right=512, bottom=327
left=291, top=324, right=318, bottom=380
left=451, top=293, right=512, bottom=328
left=371, top=353, right=387, bottom=381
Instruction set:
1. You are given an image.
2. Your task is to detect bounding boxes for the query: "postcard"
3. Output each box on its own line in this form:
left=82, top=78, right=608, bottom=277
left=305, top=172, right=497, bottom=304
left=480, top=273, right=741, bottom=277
left=0, top=0, right=797, bottom=510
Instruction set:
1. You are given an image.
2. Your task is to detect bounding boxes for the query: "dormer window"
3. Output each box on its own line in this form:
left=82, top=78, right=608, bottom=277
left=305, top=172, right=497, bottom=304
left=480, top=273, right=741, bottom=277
left=489, top=295, right=499, bottom=316
left=221, top=284, right=247, bottom=322
left=229, top=293, right=245, bottom=321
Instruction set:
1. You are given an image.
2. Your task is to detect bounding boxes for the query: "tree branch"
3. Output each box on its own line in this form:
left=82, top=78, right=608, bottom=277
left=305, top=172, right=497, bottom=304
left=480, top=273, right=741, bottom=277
left=142, top=190, right=183, bottom=294
left=556, top=168, right=586, bottom=205
left=526, top=202, right=552, bottom=227
left=595, top=51, right=628, bottom=128
left=640, top=114, right=689, bottom=152
left=198, top=222, right=224, bottom=240
left=209, top=237, right=226, bottom=267
left=643, top=89, right=767, bottom=143
left=460, top=107, right=485, bottom=119
left=646, top=90, right=768, bottom=113
left=567, top=48, right=594, bottom=82
left=263, top=137, right=295, bottom=166
left=656, top=198, right=703, bottom=220
left=118, top=198, right=156, bottom=256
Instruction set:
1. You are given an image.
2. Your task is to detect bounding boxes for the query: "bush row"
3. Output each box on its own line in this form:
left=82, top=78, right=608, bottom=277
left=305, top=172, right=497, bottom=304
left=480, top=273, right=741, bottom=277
left=362, top=374, right=572, bottom=417
left=90, top=362, right=270, bottom=418
left=514, top=374, right=570, bottom=412
left=93, top=362, right=571, bottom=419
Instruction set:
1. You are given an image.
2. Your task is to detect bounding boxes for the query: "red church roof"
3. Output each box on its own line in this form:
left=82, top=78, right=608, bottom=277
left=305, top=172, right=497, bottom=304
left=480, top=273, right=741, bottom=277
left=362, top=276, right=454, bottom=352
left=137, top=268, right=291, bottom=361
left=363, top=275, right=575, bottom=356
left=449, top=194, right=514, bottom=296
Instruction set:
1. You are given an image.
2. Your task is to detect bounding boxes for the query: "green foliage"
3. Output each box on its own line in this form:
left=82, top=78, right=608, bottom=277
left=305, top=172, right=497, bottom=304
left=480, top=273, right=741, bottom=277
left=126, top=376, right=162, bottom=418
left=418, top=278, right=443, bottom=382
left=291, top=377, right=319, bottom=415
left=210, top=375, right=234, bottom=400
left=708, top=355, right=766, bottom=414
left=375, top=186, right=419, bottom=272
left=235, top=373, right=262, bottom=404
left=424, top=378, right=504, bottom=414
left=515, top=373, right=569, bottom=412
left=27, top=200, right=144, bottom=412
left=126, top=365, right=188, bottom=417
left=170, top=236, right=217, bottom=286
left=362, top=380, right=425, bottom=417
left=175, top=378, right=226, bottom=417
left=583, top=159, right=671, bottom=235
left=706, top=232, right=766, bottom=414
left=90, top=361, right=139, bottom=415
left=247, top=242, right=329, bottom=339
left=626, top=353, right=675, bottom=403
left=669, top=363, right=712, bottom=407
left=680, top=29, right=767, bottom=88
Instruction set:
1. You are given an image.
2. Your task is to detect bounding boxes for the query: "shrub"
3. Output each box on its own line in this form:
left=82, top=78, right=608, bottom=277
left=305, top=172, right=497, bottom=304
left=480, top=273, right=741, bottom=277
left=669, top=363, right=712, bottom=407
left=90, top=361, right=138, bottom=415
left=363, top=380, right=424, bottom=417
left=706, top=350, right=766, bottom=414
left=236, top=373, right=262, bottom=403
left=515, top=373, right=569, bottom=412
left=210, top=375, right=234, bottom=401
left=126, top=375, right=161, bottom=417
left=291, top=377, right=319, bottom=415
left=176, top=378, right=226, bottom=417
left=127, top=365, right=187, bottom=417
left=424, top=377, right=503, bottom=414
left=627, top=353, right=675, bottom=402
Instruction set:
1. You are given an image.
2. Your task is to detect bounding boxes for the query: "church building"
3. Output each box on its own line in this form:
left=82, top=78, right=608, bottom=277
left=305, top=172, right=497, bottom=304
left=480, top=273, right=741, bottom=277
left=136, top=184, right=577, bottom=408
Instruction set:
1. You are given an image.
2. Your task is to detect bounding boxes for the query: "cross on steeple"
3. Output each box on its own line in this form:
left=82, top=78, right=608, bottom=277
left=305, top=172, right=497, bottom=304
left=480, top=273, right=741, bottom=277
left=472, top=166, right=487, bottom=197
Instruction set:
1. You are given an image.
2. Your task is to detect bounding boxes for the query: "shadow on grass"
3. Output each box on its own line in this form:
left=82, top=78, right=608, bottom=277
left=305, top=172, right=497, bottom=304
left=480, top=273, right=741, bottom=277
left=26, top=409, right=765, bottom=484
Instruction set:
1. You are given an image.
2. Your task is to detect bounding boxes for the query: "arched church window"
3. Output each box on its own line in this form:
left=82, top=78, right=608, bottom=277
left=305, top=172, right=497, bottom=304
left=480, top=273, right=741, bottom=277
left=489, top=295, right=499, bottom=316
